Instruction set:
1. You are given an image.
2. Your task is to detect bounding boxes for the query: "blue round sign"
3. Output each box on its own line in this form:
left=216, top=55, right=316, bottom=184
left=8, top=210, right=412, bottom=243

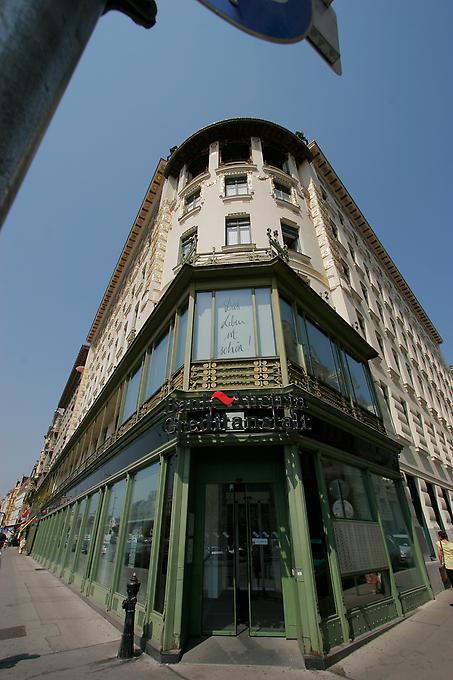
left=197, top=0, right=313, bottom=43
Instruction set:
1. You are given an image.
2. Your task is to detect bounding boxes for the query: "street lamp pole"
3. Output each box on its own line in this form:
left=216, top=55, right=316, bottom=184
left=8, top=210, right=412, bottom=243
left=0, top=0, right=157, bottom=229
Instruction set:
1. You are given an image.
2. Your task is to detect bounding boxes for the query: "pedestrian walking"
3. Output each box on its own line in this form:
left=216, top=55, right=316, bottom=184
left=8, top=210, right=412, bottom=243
left=0, top=530, right=6, bottom=568
left=436, top=530, right=453, bottom=589
left=18, top=536, right=26, bottom=554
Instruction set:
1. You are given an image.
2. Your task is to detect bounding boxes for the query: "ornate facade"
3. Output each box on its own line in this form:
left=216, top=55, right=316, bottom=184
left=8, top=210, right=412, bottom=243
left=28, top=120, right=452, bottom=667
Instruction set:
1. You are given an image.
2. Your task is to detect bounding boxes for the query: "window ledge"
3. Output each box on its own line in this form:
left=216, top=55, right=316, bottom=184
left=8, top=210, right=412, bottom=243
left=287, top=250, right=312, bottom=267
left=221, top=193, right=253, bottom=203
left=180, top=171, right=210, bottom=197
left=274, top=196, right=300, bottom=213
left=262, top=164, right=295, bottom=184
left=179, top=205, right=201, bottom=224
left=216, top=162, right=257, bottom=175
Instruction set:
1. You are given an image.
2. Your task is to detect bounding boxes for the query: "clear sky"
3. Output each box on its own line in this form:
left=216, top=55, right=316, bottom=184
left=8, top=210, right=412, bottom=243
left=0, top=1, right=452, bottom=499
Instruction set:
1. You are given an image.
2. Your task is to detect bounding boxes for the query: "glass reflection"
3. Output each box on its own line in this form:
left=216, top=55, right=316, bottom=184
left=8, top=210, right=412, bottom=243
left=118, top=465, right=159, bottom=604
left=94, top=479, right=126, bottom=588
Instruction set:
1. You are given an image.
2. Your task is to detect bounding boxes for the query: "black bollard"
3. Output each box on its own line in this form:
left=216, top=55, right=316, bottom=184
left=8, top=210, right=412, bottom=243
left=118, top=573, right=141, bottom=659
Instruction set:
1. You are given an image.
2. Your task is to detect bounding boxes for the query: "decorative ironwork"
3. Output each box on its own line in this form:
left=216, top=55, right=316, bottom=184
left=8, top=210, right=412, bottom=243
left=288, top=363, right=385, bottom=433
left=267, top=228, right=289, bottom=262
left=189, top=359, right=282, bottom=391
left=180, top=234, right=198, bottom=265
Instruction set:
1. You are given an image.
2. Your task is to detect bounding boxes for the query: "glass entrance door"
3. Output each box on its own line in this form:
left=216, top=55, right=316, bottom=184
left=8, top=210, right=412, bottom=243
left=201, top=482, right=285, bottom=636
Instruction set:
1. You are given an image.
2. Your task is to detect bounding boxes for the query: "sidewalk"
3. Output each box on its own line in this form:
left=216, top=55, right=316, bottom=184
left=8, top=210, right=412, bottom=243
left=1, top=548, right=452, bottom=680
left=0, top=550, right=332, bottom=680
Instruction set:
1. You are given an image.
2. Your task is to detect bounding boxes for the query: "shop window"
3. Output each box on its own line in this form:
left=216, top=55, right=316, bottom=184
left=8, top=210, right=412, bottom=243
left=281, top=222, right=300, bottom=251
left=225, top=175, right=248, bottom=196
left=274, top=181, right=291, bottom=202
left=184, top=188, right=200, bottom=214
left=220, top=140, right=250, bottom=164
left=193, top=291, right=212, bottom=361
left=215, top=289, right=255, bottom=358
left=324, top=459, right=372, bottom=521
left=304, top=319, right=342, bottom=393
left=144, top=326, right=173, bottom=400
left=426, top=482, right=445, bottom=531
left=341, top=572, right=389, bottom=609
left=69, top=498, right=87, bottom=570
left=154, top=455, right=176, bottom=613
left=118, top=464, right=159, bottom=604
left=60, top=504, right=77, bottom=567
left=373, top=475, right=424, bottom=591
left=300, top=452, right=336, bottom=619
left=193, top=288, right=275, bottom=360
left=225, top=216, right=251, bottom=245
left=344, top=352, right=379, bottom=414
left=93, top=479, right=127, bottom=589
left=255, top=288, right=276, bottom=356
left=173, top=306, right=188, bottom=371
left=279, top=298, right=299, bottom=364
left=121, top=362, right=143, bottom=424
left=74, top=491, right=100, bottom=576
left=406, top=475, right=435, bottom=559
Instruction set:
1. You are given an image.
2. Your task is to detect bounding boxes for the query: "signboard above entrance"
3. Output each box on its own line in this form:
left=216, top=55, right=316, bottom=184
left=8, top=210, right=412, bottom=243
left=163, top=389, right=310, bottom=436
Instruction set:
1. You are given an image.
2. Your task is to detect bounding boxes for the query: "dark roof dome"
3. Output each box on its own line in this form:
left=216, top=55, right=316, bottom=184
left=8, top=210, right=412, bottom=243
left=165, top=118, right=311, bottom=177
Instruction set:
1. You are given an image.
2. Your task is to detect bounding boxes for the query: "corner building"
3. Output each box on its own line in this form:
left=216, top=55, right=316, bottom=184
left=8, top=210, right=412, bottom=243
left=31, top=120, right=453, bottom=667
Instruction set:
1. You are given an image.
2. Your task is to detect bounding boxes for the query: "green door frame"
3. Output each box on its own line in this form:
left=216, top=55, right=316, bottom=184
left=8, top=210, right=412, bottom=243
left=189, top=448, right=293, bottom=639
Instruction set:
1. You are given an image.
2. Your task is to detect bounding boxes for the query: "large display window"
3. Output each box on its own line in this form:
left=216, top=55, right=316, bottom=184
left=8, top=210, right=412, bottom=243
left=75, top=492, right=100, bottom=577
left=94, top=479, right=126, bottom=588
left=193, top=288, right=276, bottom=361
left=372, top=475, right=424, bottom=591
left=118, top=464, right=160, bottom=604
left=280, top=296, right=379, bottom=416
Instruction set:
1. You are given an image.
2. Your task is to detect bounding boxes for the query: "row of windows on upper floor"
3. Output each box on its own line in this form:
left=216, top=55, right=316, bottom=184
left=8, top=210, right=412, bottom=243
left=327, top=214, right=447, bottom=378
left=120, top=287, right=379, bottom=429
left=184, top=139, right=294, bottom=183
left=179, top=217, right=302, bottom=262
left=352, top=302, right=451, bottom=419
left=183, top=174, right=297, bottom=216
left=334, top=242, right=449, bottom=379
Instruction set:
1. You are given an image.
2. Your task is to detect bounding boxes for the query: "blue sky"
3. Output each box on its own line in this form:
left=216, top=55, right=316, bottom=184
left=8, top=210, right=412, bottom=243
left=1, top=0, right=452, bottom=498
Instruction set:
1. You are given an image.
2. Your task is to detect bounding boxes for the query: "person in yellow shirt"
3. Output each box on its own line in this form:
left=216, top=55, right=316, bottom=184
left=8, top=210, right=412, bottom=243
left=436, top=530, right=453, bottom=588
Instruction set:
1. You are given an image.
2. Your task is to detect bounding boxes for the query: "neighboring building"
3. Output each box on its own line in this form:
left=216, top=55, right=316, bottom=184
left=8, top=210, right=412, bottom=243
left=1, top=476, right=30, bottom=531
left=30, top=120, right=452, bottom=667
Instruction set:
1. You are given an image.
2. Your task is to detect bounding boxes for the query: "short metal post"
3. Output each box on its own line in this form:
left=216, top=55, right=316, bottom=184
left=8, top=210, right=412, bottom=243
left=118, top=573, right=141, bottom=659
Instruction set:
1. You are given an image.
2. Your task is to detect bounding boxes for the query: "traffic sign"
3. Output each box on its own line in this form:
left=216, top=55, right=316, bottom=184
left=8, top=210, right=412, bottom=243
left=197, top=0, right=313, bottom=44
left=197, top=0, right=341, bottom=74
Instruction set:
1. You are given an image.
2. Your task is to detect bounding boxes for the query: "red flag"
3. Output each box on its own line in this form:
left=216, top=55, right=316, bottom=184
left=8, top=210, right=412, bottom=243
left=211, top=391, right=237, bottom=407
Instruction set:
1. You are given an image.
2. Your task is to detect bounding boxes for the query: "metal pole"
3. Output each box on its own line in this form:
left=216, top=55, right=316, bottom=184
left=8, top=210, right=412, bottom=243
left=118, top=572, right=141, bottom=658
left=0, top=0, right=157, bottom=230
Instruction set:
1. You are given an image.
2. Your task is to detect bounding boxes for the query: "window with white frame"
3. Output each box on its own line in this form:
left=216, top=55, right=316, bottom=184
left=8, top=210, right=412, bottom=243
left=225, top=216, right=251, bottom=246
left=180, top=229, right=197, bottom=262
left=193, top=288, right=276, bottom=360
left=225, top=175, right=248, bottom=197
left=281, top=222, right=300, bottom=252
left=184, top=188, right=200, bottom=213
left=274, top=180, right=291, bottom=202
